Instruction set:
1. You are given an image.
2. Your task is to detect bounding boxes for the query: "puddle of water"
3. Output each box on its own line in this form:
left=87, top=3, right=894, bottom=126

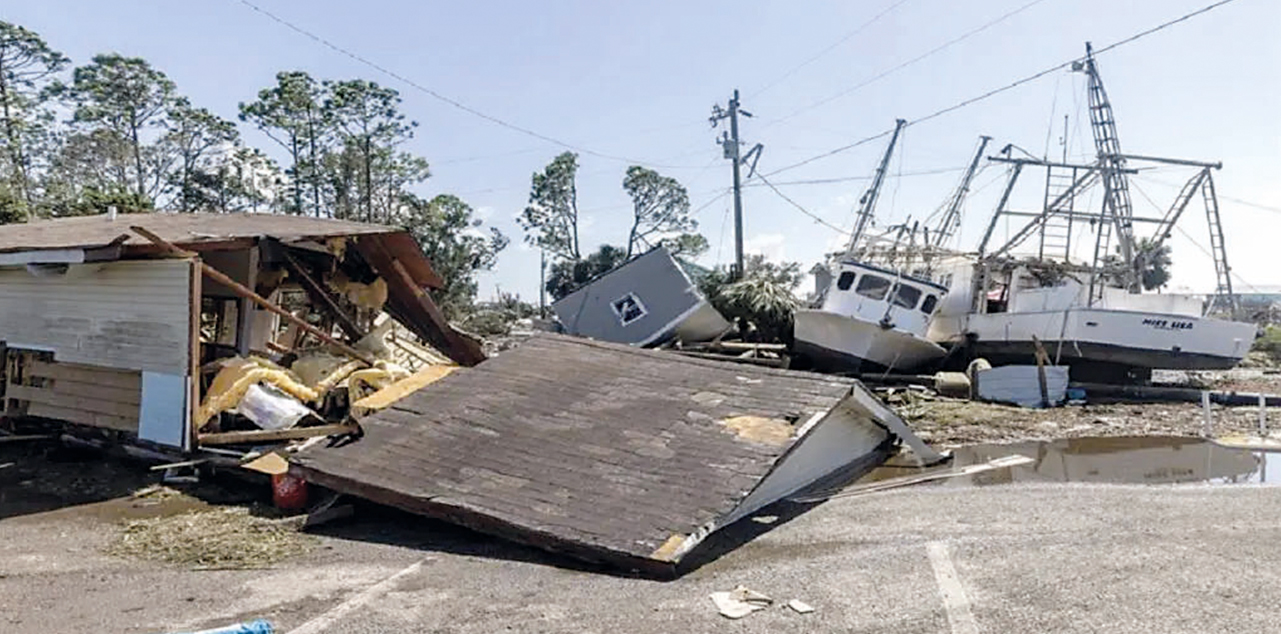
left=871, top=436, right=1276, bottom=487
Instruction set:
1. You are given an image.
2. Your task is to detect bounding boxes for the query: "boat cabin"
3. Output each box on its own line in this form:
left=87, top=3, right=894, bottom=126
left=817, top=260, right=947, bottom=337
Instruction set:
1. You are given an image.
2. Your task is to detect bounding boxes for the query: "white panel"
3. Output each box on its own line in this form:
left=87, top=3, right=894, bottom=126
left=721, top=400, right=891, bottom=526
left=138, top=371, right=189, bottom=450
left=0, top=259, right=191, bottom=374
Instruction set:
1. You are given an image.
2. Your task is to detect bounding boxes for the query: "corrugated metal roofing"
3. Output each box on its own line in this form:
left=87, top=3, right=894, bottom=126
left=291, top=333, right=878, bottom=573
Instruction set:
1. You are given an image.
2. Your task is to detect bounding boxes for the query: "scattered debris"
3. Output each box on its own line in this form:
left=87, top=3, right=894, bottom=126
left=164, top=618, right=275, bottom=634
left=710, top=585, right=773, bottom=619
left=786, top=599, right=816, bottom=614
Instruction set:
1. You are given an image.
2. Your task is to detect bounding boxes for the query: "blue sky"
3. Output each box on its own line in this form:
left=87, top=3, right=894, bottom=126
left=5, top=0, right=1279, bottom=298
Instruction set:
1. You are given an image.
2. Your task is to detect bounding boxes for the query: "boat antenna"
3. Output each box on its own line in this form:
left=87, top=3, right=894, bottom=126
left=845, top=118, right=907, bottom=255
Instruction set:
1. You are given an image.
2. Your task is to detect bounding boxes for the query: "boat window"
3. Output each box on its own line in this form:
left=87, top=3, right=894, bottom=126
left=855, top=274, right=891, bottom=300
left=920, top=294, right=938, bottom=314
left=891, top=283, right=922, bottom=309
left=836, top=271, right=856, bottom=291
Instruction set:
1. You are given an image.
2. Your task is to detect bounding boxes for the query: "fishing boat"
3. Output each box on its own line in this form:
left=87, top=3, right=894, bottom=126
left=794, top=120, right=952, bottom=372
left=927, top=43, right=1257, bottom=382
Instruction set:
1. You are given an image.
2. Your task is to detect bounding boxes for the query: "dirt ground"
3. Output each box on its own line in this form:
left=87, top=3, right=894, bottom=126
left=903, top=398, right=1279, bottom=446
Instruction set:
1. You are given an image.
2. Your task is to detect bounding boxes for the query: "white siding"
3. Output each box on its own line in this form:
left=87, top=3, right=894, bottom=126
left=0, top=260, right=192, bottom=374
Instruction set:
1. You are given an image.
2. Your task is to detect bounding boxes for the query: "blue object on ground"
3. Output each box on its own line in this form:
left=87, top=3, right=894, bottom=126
left=165, top=620, right=274, bottom=634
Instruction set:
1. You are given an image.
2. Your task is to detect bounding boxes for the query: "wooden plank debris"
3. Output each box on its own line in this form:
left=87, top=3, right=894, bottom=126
left=281, top=249, right=366, bottom=341
left=198, top=423, right=359, bottom=446
left=130, top=226, right=376, bottom=365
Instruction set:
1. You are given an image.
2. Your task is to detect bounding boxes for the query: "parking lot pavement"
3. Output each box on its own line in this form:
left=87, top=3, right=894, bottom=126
left=4, top=481, right=1281, bottom=634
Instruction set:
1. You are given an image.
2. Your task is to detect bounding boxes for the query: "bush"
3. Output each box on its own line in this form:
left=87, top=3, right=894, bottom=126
left=1251, top=325, right=1281, bottom=364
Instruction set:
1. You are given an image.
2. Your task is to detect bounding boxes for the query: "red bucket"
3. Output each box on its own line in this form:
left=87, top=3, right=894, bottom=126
left=271, top=472, right=309, bottom=510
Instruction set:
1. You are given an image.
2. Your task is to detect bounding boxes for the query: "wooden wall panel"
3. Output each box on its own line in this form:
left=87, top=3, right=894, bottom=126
left=0, top=260, right=191, bottom=374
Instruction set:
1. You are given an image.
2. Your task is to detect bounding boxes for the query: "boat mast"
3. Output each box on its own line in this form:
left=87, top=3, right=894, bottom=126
left=931, top=135, right=992, bottom=250
left=845, top=119, right=907, bottom=256
left=1079, top=42, right=1138, bottom=296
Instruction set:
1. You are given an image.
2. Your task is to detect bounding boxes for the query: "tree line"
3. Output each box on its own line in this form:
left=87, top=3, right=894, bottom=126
left=1, top=20, right=804, bottom=331
left=0, top=20, right=508, bottom=319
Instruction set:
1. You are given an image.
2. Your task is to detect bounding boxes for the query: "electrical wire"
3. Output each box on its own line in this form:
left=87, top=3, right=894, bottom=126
left=234, top=0, right=703, bottom=170
left=755, top=173, right=849, bottom=235
left=764, top=0, right=1242, bottom=178
left=766, top=0, right=1054, bottom=127
left=747, top=0, right=914, bottom=99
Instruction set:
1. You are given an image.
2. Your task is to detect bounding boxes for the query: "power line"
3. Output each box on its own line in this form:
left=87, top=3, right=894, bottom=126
left=768, top=0, right=1053, bottom=127
left=750, top=166, right=965, bottom=187
left=747, top=0, right=914, bottom=99
left=764, top=0, right=1242, bottom=178
left=234, top=0, right=700, bottom=170
left=755, top=173, right=849, bottom=235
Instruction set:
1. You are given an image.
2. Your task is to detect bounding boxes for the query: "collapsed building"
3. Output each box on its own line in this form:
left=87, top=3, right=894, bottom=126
left=0, top=212, right=480, bottom=452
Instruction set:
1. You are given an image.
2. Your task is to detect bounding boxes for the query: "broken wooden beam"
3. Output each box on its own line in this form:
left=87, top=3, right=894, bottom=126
left=197, top=423, right=360, bottom=446
left=280, top=249, right=366, bottom=342
left=130, top=226, right=376, bottom=366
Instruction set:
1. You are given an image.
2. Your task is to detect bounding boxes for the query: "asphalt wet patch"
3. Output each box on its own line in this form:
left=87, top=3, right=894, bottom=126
left=870, top=435, right=1278, bottom=487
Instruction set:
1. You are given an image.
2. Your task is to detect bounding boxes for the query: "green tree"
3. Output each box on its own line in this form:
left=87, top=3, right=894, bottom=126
left=519, top=152, right=582, bottom=261
left=1136, top=237, right=1172, bottom=291
left=544, top=244, right=629, bottom=301
left=659, top=233, right=709, bottom=260
left=39, top=128, right=138, bottom=216
left=182, top=146, right=282, bottom=213
left=696, top=254, right=804, bottom=343
left=239, top=71, right=327, bottom=216
left=400, top=193, right=508, bottom=319
left=323, top=79, right=417, bottom=222
left=0, top=21, right=68, bottom=219
left=622, top=166, right=694, bottom=258
left=164, top=97, right=239, bottom=211
left=55, top=53, right=176, bottom=201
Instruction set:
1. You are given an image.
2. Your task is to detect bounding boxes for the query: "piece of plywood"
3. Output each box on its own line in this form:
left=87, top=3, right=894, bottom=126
left=241, top=452, right=290, bottom=475
left=351, top=365, right=459, bottom=413
left=138, top=371, right=189, bottom=449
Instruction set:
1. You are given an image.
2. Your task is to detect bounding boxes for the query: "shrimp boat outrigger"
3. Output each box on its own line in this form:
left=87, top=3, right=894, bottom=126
left=794, top=120, right=953, bottom=373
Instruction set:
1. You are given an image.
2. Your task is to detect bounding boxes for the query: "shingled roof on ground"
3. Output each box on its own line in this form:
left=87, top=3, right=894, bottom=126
left=291, top=333, right=937, bottom=575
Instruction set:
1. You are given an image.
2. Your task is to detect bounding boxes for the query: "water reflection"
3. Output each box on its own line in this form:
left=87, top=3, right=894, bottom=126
left=872, top=436, right=1273, bottom=487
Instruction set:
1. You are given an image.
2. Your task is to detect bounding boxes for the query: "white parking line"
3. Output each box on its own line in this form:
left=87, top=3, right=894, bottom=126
left=287, top=557, right=433, bottom=634
left=926, top=541, right=980, bottom=634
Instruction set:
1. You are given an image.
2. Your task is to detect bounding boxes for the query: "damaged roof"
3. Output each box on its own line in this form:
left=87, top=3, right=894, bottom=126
left=0, top=212, right=397, bottom=252
left=291, top=334, right=910, bottom=574
left=0, top=212, right=444, bottom=290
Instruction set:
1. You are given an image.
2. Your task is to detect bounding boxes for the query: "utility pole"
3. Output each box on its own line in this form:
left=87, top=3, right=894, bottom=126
left=711, top=90, right=757, bottom=281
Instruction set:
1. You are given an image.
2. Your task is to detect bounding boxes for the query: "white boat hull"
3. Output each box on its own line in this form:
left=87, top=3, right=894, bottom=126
left=955, top=308, right=1256, bottom=371
left=794, top=309, right=947, bottom=372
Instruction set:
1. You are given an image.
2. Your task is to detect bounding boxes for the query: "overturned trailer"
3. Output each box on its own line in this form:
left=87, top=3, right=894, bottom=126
left=0, top=212, right=481, bottom=452
left=553, top=246, right=730, bottom=346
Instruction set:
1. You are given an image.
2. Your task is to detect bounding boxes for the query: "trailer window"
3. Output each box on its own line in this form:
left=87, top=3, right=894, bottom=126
left=836, top=271, right=856, bottom=291
left=610, top=293, right=648, bottom=326
left=891, top=283, right=922, bottom=309
left=855, top=274, right=891, bottom=300
left=921, top=294, right=939, bottom=314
